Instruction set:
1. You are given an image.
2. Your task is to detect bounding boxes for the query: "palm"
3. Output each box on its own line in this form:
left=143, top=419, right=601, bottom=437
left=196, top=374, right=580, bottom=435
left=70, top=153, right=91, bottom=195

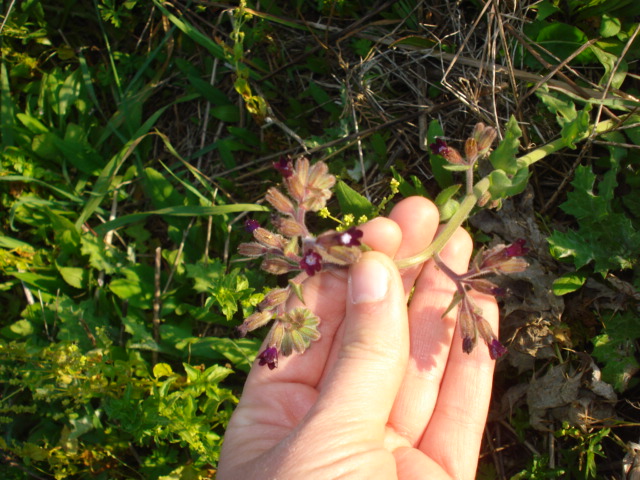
left=218, top=197, right=498, bottom=480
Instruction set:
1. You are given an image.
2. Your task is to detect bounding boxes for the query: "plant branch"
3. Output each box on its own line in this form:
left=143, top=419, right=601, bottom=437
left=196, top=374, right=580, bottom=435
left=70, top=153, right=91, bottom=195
left=395, top=116, right=626, bottom=270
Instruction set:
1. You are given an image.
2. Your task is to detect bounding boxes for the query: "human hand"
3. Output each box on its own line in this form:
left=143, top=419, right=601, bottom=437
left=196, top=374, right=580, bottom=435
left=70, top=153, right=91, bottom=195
left=217, top=196, right=498, bottom=480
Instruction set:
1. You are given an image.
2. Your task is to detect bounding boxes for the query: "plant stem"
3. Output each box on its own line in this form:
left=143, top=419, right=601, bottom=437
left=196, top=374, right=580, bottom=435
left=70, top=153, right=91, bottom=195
left=395, top=117, right=623, bottom=270
left=396, top=176, right=490, bottom=269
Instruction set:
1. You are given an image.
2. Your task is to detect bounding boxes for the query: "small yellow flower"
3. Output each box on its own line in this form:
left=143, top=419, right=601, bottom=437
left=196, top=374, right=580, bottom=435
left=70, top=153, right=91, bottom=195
left=357, top=215, right=368, bottom=224
left=390, top=178, right=400, bottom=194
left=318, top=207, right=331, bottom=219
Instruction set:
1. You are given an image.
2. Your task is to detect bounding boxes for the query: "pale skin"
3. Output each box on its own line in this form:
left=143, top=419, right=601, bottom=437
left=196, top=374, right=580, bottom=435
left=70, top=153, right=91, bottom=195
left=217, top=197, right=498, bottom=479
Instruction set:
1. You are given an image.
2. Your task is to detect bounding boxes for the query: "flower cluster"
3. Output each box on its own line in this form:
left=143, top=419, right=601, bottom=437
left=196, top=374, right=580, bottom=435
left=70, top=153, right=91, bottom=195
left=430, top=122, right=497, bottom=168
left=435, top=239, right=529, bottom=359
left=238, top=156, right=365, bottom=368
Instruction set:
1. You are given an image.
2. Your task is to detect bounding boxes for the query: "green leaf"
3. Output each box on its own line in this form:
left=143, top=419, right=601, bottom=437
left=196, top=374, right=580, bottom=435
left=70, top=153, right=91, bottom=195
left=490, top=116, right=522, bottom=175
left=56, top=262, right=86, bottom=289
left=2, top=319, right=34, bottom=338
left=534, top=0, right=560, bottom=20
left=599, top=14, right=621, bottom=37
left=552, top=271, right=587, bottom=295
left=152, top=0, right=225, bottom=60
left=561, top=108, right=591, bottom=149
left=592, top=311, right=640, bottom=392
left=434, top=184, right=462, bottom=222
left=186, top=260, right=253, bottom=321
left=548, top=164, right=640, bottom=275
left=334, top=180, right=376, bottom=219
left=1, top=61, right=15, bottom=146
left=153, top=363, right=175, bottom=379
left=94, top=204, right=268, bottom=236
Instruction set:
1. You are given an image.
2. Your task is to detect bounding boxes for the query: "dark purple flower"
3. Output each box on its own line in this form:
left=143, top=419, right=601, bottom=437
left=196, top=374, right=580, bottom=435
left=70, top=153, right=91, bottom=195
left=430, top=138, right=449, bottom=156
left=336, top=227, right=363, bottom=247
left=257, top=346, right=278, bottom=369
left=300, top=249, right=322, bottom=276
left=273, top=156, right=294, bottom=178
left=488, top=339, right=508, bottom=359
left=462, top=336, right=474, bottom=354
left=505, top=239, right=529, bottom=257
left=244, top=218, right=260, bottom=233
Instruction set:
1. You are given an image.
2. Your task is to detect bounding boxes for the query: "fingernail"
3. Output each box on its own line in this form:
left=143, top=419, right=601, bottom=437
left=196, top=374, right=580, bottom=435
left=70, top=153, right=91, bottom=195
left=349, top=257, right=389, bottom=304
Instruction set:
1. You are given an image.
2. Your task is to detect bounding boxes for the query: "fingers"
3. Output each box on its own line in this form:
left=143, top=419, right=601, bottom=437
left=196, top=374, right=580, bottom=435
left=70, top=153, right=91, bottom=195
left=387, top=226, right=474, bottom=443
left=309, top=251, right=408, bottom=435
left=244, top=216, right=402, bottom=389
left=387, top=197, right=440, bottom=296
left=419, top=289, right=498, bottom=480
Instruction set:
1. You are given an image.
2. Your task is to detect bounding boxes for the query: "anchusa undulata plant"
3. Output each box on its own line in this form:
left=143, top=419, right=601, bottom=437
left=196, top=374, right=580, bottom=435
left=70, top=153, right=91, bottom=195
left=237, top=156, right=365, bottom=369
left=238, top=123, right=530, bottom=368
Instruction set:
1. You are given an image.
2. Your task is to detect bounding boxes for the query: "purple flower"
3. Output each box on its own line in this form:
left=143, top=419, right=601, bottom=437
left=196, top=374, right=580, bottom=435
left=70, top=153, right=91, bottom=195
left=336, top=227, right=363, bottom=247
left=462, top=336, right=474, bottom=354
left=430, top=138, right=449, bottom=156
left=505, top=239, right=529, bottom=257
left=273, top=156, right=294, bottom=178
left=488, top=339, right=508, bottom=360
left=244, top=218, right=260, bottom=233
left=300, top=249, right=322, bottom=276
left=257, top=346, right=278, bottom=369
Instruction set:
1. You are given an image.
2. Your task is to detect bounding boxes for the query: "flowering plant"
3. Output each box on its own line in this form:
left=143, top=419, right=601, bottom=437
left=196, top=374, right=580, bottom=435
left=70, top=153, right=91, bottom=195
left=237, top=123, right=532, bottom=368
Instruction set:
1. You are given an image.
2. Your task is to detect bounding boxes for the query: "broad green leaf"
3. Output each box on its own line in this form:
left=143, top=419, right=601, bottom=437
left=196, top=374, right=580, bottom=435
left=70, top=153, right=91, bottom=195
left=109, top=265, right=155, bottom=308
left=153, top=363, right=174, bottom=379
left=334, top=180, right=375, bottom=219
left=56, top=262, right=86, bottom=289
left=592, top=311, right=640, bottom=392
left=590, top=45, right=627, bottom=90
left=2, top=319, right=34, bottom=338
left=552, top=271, right=587, bottom=295
left=599, top=14, right=621, bottom=37
left=16, top=113, right=49, bottom=134
left=489, top=115, right=522, bottom=174
left=535, top=23, right=594, bottom=65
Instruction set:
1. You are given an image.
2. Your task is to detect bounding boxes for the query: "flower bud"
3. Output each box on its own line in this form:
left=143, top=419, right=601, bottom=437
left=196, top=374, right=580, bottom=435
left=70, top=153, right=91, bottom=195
left=319, top=245, right=362, bottom=266
left=466, top=278, right=506, bottom=296
left=302, top=188, right=332, bottom=212
left=465, top=137, right=479, bottom=163
left=472, top=122, right=498, bottom=152
left=244, top=218, right=260, bottom=233
left=253, top=227, right=286, bottom=250
left=238, top=242, right=267, bottom=257
left=266, top=187, right=295, bottom=216
left=237, top=310, right=273, bottom=336
left=273, top=156, right=293, bottom=178
left=308, top=161, right=336, bottom=190
left=256, top=346, right=278, bottom=369
left=261, top=257, right=294, bottom=275
left=492, top=257, right=529, bottom=274
left=272, top=216, right=306, bottom=237
left=259, top=287, right=290, bottom=310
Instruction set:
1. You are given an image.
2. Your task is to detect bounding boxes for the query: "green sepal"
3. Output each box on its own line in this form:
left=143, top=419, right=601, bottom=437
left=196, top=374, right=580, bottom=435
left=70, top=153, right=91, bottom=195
left=289, top=279, right=305, bottom=304
left=441, top=291, right=464, bottom=319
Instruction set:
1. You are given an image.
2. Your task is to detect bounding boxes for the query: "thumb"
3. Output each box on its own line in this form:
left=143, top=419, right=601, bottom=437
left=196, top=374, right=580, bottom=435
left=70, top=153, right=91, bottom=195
left=314, top=251, right=409, bottom=428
